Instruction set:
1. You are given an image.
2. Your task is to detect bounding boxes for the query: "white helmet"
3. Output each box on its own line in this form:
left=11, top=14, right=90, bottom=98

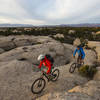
left=37, top=54, right=45, bottom=61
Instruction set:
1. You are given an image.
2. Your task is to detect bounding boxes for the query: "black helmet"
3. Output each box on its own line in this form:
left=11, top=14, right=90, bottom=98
left=77, top=45, right=81, bottom=48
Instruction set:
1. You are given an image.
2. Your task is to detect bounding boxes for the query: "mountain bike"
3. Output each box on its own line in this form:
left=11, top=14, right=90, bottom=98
left=69, top=57, right=84, bottom=73
left=31, top=67, right=60, bottom=94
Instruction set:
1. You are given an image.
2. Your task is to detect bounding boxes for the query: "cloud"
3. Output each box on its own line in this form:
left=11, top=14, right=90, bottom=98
left=0, top=0, right=100, bottom=25
left=0, top=0, right=46, bottom=24
left=0, top=0, right=27, bottom=18
left=44, top=0, right=100, bottom=24
left=21, top=19, right=45, bottom=25
left=0, top=16, right=45, bottom=25
left=46, top=0, right=100, bottom=19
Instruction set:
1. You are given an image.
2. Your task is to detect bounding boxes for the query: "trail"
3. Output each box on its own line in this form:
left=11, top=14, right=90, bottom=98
left=31, top=64, right=88, bottom=100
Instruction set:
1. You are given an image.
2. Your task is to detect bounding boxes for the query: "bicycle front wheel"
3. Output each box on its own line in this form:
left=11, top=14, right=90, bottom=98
left=51, top=69, right=60, bottom=82
left=69, top=63, right=76, bottom=73
left=31, top=78, right=46, bottom=94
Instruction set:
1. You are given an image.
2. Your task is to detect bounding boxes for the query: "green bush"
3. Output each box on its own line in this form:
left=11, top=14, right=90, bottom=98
left=79, top=65, right=97, bottom=78
left=91, top=46, right=96, bottom=51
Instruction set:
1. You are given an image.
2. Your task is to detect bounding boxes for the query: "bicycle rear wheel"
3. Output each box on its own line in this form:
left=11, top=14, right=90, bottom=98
left=31, top=78, right=46, bottom=94
left=51, top=69, right=60, bottom=82
left=69, top=63, right=76, bottom=73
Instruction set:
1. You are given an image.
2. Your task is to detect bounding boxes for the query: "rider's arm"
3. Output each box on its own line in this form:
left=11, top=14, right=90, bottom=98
left=73, top=48, right=77, bottom=57
left=81, top=48, right=85, bottom=58
left=46, top=59, right=51, bottom=74
left=38, top=61, right=43, bottom=69
left=47, top=63, right=51, bottom=74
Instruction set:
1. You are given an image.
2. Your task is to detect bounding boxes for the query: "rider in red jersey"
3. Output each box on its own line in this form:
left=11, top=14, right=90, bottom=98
left=38, top=54, right=52, bottom=74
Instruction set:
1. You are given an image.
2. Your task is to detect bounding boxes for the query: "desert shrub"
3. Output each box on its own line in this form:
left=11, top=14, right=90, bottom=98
left=49, top=48, right=56, bottom=52
left=91, top=46, right=96, bottom=51
left=79, top=65, right=97, bottom=78
left=52, top=36, right=73, bottom=44
left=37, top=42, right=42, bottom=44
left=53, top=37, right=65, bottom=43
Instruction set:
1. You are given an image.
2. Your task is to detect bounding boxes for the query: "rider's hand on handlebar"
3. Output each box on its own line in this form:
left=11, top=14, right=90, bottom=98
left=42, top=70, right=46, bottom=75
left=42, top=70, right=45, bottom=73
left=73, top=55, right=75, bottom=59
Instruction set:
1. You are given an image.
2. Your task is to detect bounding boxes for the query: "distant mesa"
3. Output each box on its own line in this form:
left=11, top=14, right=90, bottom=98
left=0, top=24, right=34, bottom=27
left=0, top=23, right=100, bottom=27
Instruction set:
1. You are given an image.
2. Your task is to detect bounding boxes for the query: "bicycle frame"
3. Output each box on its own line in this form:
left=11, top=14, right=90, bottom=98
left=74, top=57, right=84, bottom=65
left=31, top=68, right=59, bottom=94
left=40, top=66, right=54, bottom=81
left=40, top=72, right=50, bottom=81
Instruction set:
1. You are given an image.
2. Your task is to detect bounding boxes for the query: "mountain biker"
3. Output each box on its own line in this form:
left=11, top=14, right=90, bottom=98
left=73, top=45, right=85, bottom=64
left=38, top=54, right=53, bottom=74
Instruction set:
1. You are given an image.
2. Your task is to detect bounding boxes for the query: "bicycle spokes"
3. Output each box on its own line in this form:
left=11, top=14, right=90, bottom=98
left=31, top=68, right=60, bottom=94
left=31, top=78, right=46, bottom=94
left=69, top=63, right=76, bottom=73
left=38, top=80, right=42, bottom=87
left=51, top=69, right=59, bottom=81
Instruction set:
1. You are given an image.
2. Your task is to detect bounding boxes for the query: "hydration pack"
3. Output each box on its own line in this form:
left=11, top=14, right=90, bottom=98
left=45, top=54, right=54, bottom=64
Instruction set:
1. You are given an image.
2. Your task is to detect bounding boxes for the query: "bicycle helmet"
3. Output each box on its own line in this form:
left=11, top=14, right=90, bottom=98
left=77, top=45, right=81, bottom=48
left=37, top=54, right=45, bottom=61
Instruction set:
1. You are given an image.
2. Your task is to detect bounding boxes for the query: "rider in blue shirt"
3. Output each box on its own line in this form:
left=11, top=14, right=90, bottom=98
left=73, top=45, right=85, bottom=64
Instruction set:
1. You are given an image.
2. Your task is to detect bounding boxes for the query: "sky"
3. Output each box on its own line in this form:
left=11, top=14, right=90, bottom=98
left=0, top=0, right=100, bottom=25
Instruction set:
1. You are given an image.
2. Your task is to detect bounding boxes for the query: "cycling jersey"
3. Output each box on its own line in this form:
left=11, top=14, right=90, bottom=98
left=38, top=56, right=52, bottom=74
left=73, top=47, right=85, bottom=59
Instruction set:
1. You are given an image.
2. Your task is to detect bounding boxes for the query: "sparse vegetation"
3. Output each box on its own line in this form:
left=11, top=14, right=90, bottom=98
left=79, top=65, right=97, bottom=78
left=0, top=27, right=100, bottom=44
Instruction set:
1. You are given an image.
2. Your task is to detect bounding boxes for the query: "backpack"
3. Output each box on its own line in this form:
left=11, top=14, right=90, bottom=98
left=45, top=54, right=54, bottom=64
